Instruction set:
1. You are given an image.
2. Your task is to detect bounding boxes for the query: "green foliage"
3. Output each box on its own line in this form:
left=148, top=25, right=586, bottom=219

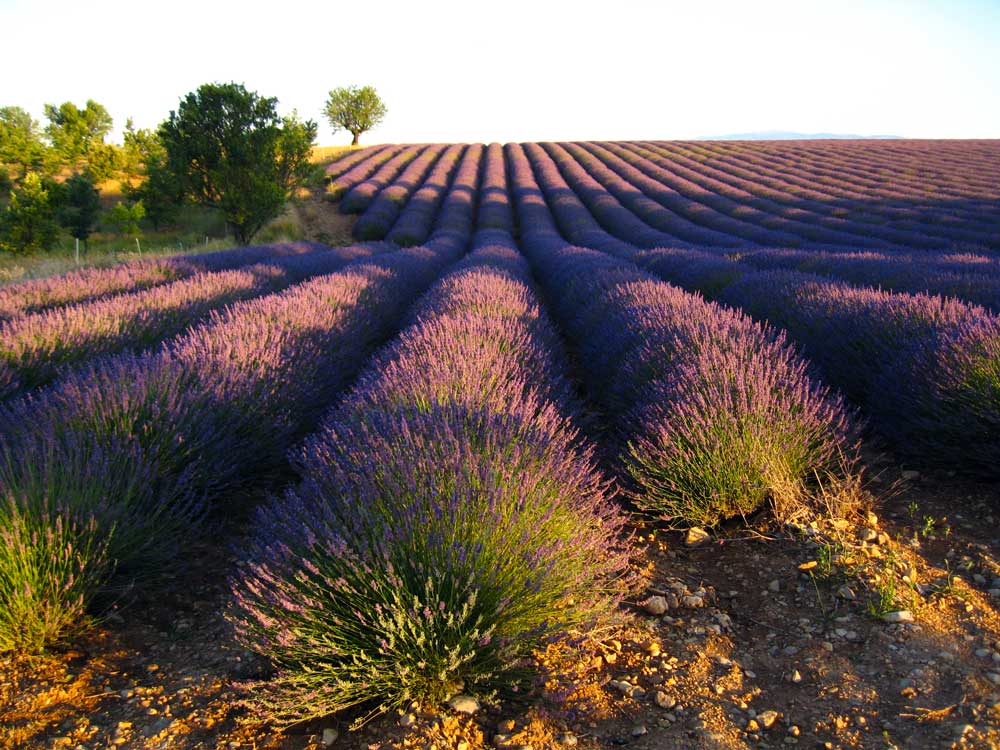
left=0, top=106, right=49, bottom=180
left=59, top=171, right=102, bottom=242
left=85, top=142, right=123, bottom=183
left=0, top=507, right=110, bottom=654
left=324, top=85, right=387, bottom=146
left=0, top=173, right=61, bottom=255
left=127, top=149, right=184, bottom=231
left=160, top=82, right=317, bottom=243
left=108, top=200, right=145, bottom=238
left=43, top=100, right=113, bottom=165
left=120, top=118, right=166, bottom=180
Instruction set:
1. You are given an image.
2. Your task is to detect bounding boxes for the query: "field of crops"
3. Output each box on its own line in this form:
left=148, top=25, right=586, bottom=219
left=2, top=139, right=999, bottom=749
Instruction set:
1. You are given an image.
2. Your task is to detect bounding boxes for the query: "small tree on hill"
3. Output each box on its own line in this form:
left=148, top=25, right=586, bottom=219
left=324, top=86, right=386, bottom=146
left=59, top=171, right=102, bottom=250
left=160, top=82, right=317, bottom=244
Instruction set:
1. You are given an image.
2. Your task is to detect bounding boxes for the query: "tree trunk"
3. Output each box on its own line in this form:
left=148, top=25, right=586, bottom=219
left=351, top=132, right=360, bottom=146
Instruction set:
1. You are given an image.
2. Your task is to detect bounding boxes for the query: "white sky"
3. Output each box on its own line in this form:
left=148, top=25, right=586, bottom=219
left=2, top=0, right=998, bottom=144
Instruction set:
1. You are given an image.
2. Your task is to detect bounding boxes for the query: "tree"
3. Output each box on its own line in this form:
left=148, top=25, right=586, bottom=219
left=160, top=82, right=317, bottom=243
left=59, top=171, right=102, bottom=246
left=0, top=172, right=61, bottom=254
left=120, top=118, right=165, bottom=179
left=43, top=100, right=113, bottom=165
left=0, top=106, right=49, bottom=180
left=129, top=150, right=183, bottom=230
left=324, top=86, right=386, bottom=146
left=108, top=200, right=145, bottom=239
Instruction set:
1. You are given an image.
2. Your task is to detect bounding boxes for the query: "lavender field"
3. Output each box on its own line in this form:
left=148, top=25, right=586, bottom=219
left=3, top=139, right=1000, bottom=750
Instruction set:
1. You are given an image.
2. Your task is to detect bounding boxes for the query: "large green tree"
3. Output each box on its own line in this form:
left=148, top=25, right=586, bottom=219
left=324, top=85, right=387, bottom=146
left=43, top=100, right=113, bottom=165
left=0, top=172, right=61, bottom=254
left=0, top=106, right=49, bottom=180
left=160, top=82, right=317, bottom=243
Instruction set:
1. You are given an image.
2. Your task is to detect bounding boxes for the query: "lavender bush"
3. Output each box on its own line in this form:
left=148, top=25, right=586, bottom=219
left=231, top=244, right=633, bottom=724
left=0, top=240, right=326, bottom=323
left=0, top=241, right=461, bottom=653
left=507, top=143, right=857, bottom=524
left=0, top=247, right=377, bottom=401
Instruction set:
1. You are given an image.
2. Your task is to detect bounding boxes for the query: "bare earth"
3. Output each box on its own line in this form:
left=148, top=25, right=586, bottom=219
left=2, top=460, right=998, bottom=750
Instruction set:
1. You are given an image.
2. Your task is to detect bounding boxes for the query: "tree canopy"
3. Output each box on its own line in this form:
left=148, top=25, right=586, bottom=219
left=59, top=172, right=102, bottom=243
left=159, top=82, right=317, bottom=244
left=324, top=86, right=387, bottom=146
left=0, top=106, right=49, bottom=179
left=43, top=100, right=113, bottom=164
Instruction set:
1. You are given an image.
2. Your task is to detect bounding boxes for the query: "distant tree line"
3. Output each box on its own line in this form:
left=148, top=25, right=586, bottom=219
left=0, top=82, right=389, bottom=255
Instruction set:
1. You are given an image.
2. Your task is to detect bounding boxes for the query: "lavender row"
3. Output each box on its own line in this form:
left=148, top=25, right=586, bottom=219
left=643, top=141, right=955, bottom=250
left=507, top=143, right=857, bottom=525
left=646, top=141, right=999, bottom=247
left=386, top=144, right=468, bottom=246
left=705, top=141, right=1000, bottom=230
left=352, top=144, right=447, bottom=240
left=230, top=238, right=631, bottom=723
left=0, top=241, right=325, bottom=323
left=0, top=240, right=463, bottom=653
left=560, top=142, right=743, bottom=247
left=592, top=142, right=801, bottom=246
left=325, top=144, right=408, bottom=201
left=339, top=144, right=427, bottom=214
left=630, top=247, right=1000, bottom=475
left=323, top=144, right=389, bottom=179
left=0, top=245, right=378, bottom=400
left=537, top=142, right=695, bottom=249
left=669, top=141, right=1000, bottom=240
left=729, top=248, right=1000, bottom=312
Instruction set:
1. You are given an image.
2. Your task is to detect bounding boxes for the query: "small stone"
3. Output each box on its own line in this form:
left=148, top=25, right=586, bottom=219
left=685, top=527, right=711, bottom=546
left=682, top=595, right=704, bottom=608
left=643, top=596, right=669, bottom=615
left=882, top=610, right=914, bottom=624
left=987, top=673, right=1000, bottom=686
left=768, top=579, right=781, bottom=592
left=788, top=725, right=801, bottom=737
left=631, top=724, right=648, bottom=737
left=448, top=694, right=480, bottom=714
left=758, top=710, right=780, bottom=729
left=645, top=641, right=662, bottom=657
left=322, top=728, right=338, bottom=747
left=858, top=527, right=878, bottom=543
left=654, top=691, right=676, bottom=709
left=559, top=732, right=578, bottom=747
left=836, top=584, right=856, bottom=600
left=399, top=713, right=416, bottom=727
left=746, top=719, right=761, bottom=732
left=787, top=670, right=803, bottom=684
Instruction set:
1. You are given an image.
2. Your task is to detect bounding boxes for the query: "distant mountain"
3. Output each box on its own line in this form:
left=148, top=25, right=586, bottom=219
left=693, top=131, right=903, bottom=141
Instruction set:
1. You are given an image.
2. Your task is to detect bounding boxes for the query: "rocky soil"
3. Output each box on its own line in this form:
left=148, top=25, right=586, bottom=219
left=2, top=464, right=999, bottom=750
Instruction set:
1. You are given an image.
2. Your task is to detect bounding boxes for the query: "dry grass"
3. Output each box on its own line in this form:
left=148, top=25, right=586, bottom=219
left=310, top=145, right=362, bottom=165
